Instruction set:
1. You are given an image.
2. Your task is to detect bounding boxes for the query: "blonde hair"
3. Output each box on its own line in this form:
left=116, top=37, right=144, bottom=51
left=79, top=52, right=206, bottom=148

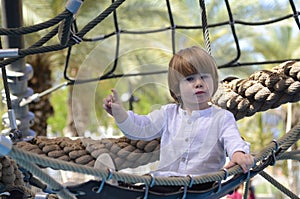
left=168, top=46, right=219, bottom=103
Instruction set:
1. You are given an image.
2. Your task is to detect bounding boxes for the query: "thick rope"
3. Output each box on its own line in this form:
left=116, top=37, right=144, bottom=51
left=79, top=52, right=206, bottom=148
left=16, top=137, right=95, bottom=166
left=0, top=26, right=59, bottom=68
left=15, top=158, right=76, bottom=199
left=243, top=180, right=250, bottom=199
left=75, top=0, right=126, bottom=39
left=0, top=0, right=127, bottom=70
left=2, top=111, right=299, bottom=199
left=10, top=122, right=300, bottom=187
left=15, top=136, right=159, bottom=170
left=13, top=62, right=300, bottom=171
left=0, top=156, right=35, bottom=198
left=199, top=0, right=211, bottom=55
left=82, top=61, right=300, bottom=170
left=81, top=137, right=160, bottom=170
left=278, top=150, right=300, bottom=161
left=260, top=171, right=300, bottom=199
left=2, top=59, right=300, bottom=195
left=212, top=61, right=300, bottom=120
left=0, top=10, right=71, bottom=36
left=1, top=61, right=299, bottom=199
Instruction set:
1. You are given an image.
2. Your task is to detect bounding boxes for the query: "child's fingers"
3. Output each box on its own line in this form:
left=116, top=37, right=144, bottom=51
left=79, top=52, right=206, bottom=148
left=224, top=160, right=247, bottom=173
left=240, top=163, right=248, bottom=173
left=103, top=103, right=110, bottom=110
left=224, top=161, right=235, bottom=170
left=111, top=89, right=119, bottom=102
left=103, top=97, right=110, bottom=105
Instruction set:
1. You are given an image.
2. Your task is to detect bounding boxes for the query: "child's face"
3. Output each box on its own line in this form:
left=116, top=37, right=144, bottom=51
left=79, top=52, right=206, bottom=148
left=178, top=73, right=214, bottom=110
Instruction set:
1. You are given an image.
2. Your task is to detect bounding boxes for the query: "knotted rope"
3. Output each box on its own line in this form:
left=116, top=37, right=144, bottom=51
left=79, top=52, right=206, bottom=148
left=6, top=122, right=300, bottom=199
left=16, top=137, right=95, bottom=167
left=9, top=61, right=300, bottom=171
left=213, top=61, right=300, bottom=120
left=15, top=136, right=160, bottom=170
left=0, top=156, right=35, bottom=198
left=2, top=61, right=300, bottom=198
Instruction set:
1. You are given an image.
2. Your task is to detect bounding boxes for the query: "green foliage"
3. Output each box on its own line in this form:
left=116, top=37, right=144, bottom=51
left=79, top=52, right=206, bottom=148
left=47, top=88, right=68, bottom=136
left=237, top=111, right=284, bottom=153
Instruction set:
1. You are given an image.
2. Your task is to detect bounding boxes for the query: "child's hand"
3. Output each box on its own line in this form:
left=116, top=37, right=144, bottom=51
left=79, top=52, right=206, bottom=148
left=103, top=89, right=128, bottom=123
left=103, top=89, right=121, bottom=115
left=224, top=151, right=254, bottom=173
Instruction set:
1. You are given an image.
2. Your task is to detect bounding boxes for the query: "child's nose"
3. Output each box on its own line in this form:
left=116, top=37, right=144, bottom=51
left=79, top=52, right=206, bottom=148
left=194, top=77, right=203, bottom=88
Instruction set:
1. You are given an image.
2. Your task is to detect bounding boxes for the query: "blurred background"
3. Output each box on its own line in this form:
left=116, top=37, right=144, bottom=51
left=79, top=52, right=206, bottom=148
left=0, top=1, right=299, bottom=198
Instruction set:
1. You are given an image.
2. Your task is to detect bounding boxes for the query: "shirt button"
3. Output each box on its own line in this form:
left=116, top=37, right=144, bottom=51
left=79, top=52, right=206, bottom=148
left=185, top=138, right=189, bottom=142
left=181, top=157, right=186, bottom=162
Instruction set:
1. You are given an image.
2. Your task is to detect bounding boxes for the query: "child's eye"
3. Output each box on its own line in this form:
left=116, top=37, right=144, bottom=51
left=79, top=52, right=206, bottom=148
left=185, top=76, right=194, bottom=81
left=200, top=74, right=210, bottom=79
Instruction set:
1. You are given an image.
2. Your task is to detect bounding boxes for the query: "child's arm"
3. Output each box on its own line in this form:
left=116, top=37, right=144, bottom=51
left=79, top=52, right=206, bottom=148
left=103, top=89, right=166, bottom=140
left=224, top=151, right=254, bottom=173
left=103, top=89, right=128, bottom=123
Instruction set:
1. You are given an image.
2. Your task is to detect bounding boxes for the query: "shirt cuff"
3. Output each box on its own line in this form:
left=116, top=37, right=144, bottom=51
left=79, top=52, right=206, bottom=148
left=116, top=114, right=131, bottom=130
left=230, top=141, right=250, bottom=159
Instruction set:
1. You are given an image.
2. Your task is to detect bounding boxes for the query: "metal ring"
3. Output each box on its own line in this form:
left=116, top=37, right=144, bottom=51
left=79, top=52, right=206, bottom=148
left=221, top=168, right=229, bottom=180
left=143, top=173, right=155, bottom=199
left=270, top=150, right=276, bottom=166
left=143, top=184, right=149, bottom=199
left=182, top=185, right=188, bottom=199
left=253, top=157, right=257, bottom=168
left=96, top=169, right=114, bottom=193
left=187, top=175, right=194, bottom=188
left=149, top=173, right=155, bottom=187
left=246, top=170, right=251, bottom=181
left=215, top=180, right=222, bottom=193
left=272, top=139, right=279, bottom=152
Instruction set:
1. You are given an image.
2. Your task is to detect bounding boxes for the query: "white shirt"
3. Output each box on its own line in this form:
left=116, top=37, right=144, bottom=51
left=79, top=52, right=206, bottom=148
left=117, top=104, right=250, bottom=177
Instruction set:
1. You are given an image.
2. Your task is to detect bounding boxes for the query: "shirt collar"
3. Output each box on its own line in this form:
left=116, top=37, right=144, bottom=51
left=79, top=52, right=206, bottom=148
left=179, top=105, right=213, bottom=118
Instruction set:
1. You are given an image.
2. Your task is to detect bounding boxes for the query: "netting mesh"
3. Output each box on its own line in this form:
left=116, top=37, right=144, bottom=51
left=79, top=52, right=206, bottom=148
left=62, top=0, right=300, bottom=85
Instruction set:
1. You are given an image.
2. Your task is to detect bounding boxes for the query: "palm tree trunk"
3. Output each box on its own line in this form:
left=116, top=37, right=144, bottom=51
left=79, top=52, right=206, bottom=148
left=27, top=54, right=54, bottom=136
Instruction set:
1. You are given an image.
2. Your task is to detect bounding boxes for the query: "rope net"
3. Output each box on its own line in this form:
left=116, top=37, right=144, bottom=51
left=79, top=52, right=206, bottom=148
left=0, top=0, right=300, bottom=198
left=1, top=61, right=299, bottom=199
left=13, top=61, right=300, bottom=170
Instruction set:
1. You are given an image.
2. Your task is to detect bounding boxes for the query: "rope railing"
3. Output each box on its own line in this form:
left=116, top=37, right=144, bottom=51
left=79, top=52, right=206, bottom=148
left=8, top=60, right=300, bottom=197
left=1, top=52, right=300, bottom=199
left=7, top=121, right=300, bottom=198
left=8, top=61, right=300, bottom=171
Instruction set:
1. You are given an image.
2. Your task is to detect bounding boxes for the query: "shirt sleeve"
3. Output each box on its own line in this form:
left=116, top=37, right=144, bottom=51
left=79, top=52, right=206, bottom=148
left=116, top=105, right=167, bottom=141
left=220, top=110, right=250, bottom=159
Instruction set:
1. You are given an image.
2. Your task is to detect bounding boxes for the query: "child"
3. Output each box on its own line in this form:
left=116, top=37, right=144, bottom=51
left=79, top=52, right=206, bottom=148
left=103, top=46, right=254, bottom=182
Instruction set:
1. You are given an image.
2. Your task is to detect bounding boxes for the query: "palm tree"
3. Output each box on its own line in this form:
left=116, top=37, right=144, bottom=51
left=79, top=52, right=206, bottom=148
left=26, top=54, right=54, bottom=136
left=21, top=1, right=67, bottom=136
left=20, top=0, right=108, bottom=136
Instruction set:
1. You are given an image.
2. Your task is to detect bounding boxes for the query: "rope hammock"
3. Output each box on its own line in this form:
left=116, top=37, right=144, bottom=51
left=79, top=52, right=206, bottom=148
left=5, top=116, right=300, bottom=199
left=0, top=61, right=299, bottom=199
left=0, top=0, right=299, bottom=198
left=13, top=61, right=300, bottom=170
